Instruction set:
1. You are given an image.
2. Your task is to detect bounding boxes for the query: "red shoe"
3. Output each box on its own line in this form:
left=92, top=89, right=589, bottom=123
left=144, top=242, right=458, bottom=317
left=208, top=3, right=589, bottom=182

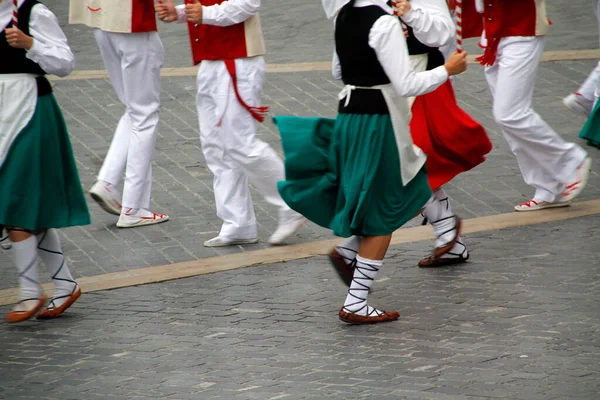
left=5, top=296, right=47, bottom=323
left=37, top=287, right=81, bottom=319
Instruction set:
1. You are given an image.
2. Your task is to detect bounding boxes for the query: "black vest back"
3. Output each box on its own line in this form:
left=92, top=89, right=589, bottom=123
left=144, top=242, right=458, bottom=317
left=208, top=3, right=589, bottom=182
left=0, top=0, right=46, bottom=75
left=335, top=5, right=391, bottom=87
left=404, top=24, right=445, bottom=70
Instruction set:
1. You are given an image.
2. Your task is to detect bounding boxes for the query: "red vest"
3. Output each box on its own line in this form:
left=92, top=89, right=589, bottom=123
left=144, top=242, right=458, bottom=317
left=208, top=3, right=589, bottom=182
left=461, top=0, right=550, bottom=65
left=69, top=0, right=157, bottom=33
left=186, top=0, right=265, bottom=65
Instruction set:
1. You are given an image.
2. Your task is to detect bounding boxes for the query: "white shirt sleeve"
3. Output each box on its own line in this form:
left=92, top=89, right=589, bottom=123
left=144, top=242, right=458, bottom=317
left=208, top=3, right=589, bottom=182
left=202, top=0, right=260, bottom=26
left=26, top=4, right=74, bottom=77
left=176, top=5, right=187, bottom=24
left=332, top=49, right=342, bottom=80
left=369, top=15, right=447, bottom=98
left=401, top=0, right=455, bottom=48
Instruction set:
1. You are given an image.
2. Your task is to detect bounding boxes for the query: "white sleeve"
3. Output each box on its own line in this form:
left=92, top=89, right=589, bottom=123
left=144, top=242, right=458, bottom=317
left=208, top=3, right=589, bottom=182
left=369, top=15, right=447, bottom=98
left=202, top=0, right=260, bottom=26
left=332, top=49, right=342, bottom=80
left=176, top=5, right=187, bottom=24
left=26, top=4, right=74, bottom=77
left=401, top=0, right=455, bottom=47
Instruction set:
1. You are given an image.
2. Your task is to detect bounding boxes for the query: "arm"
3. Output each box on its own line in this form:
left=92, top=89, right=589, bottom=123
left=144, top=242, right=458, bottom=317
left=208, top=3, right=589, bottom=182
left=26, top=5, right=74, bottom=77
left=332, top=49, right=342, bottom=80
left=401, top=0, right=455, bottom=47
left=177, top=0, right=259, bottom=26
left=369, top=16, right=447, bottom=98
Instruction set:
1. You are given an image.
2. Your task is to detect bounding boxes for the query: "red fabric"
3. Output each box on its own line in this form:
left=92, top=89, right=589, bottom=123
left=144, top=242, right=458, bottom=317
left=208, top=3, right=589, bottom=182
left=220, top=60, right=269, bottom=124
left=131, top=0, right=157, bottom=33
left=187, top=0, right=248, bottom=65
left=409, top=80, right=492, bottom=190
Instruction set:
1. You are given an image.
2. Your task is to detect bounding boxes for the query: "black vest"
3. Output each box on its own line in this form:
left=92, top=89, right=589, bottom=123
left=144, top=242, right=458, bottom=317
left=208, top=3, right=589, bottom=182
left=335, top=5, right=391, bottom=87
left=0, top=0, right=46, bottom=75
left=335, top=5, right=391, bottom=114
left=404, top=24, right=445, bottom=71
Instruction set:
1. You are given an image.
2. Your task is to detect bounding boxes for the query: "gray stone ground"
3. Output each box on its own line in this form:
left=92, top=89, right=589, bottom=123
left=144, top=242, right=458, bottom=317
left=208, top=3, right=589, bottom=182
left=1, top=1, right=600, bottom=398
left=3, top=0, right=600, bottom=287
left=1, top=216, right=599, bottom=399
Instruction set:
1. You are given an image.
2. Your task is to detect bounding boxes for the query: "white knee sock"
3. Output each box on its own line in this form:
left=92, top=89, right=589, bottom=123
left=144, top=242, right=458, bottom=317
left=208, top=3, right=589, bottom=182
left=37, top=230, right=77, bottom=306
left=12, top=236, right=41, bottom=300
left=422, top=193, right=458, bottom=249
left=343, top=255, right=384, bottom=316
left=434, top=189, right=468, bottom=258
left=336, top=236, right=361, bottom=264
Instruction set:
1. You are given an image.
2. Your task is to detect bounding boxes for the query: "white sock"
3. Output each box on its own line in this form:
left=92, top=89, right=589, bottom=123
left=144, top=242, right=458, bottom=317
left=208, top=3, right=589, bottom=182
left=422, top=193, right=458, bottom=248
left=343, top=255, right=384, bottom=316
left=336, top=236, right=361, bottom=264
left=37, top=230, right=77, bottom=307
left=12, top=235, right=41, bottom=301
left=434, top=189, right=468, bottom=258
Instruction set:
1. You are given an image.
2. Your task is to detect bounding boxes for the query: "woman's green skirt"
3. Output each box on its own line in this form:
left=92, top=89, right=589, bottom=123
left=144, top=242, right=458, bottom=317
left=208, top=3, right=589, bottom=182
left=579, top=99, right=600, bottom=149
left=274, top=113, right=431, bottom=238
left=0, top=93, right=90, bottom=230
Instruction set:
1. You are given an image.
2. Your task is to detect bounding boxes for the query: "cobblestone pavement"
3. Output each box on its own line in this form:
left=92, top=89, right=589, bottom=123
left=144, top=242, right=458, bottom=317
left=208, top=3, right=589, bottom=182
left=0, top=0, right=599, bottom=289
left=1, top=216, right=599, bottom=400
left=52, top=0, right=600, bottom=69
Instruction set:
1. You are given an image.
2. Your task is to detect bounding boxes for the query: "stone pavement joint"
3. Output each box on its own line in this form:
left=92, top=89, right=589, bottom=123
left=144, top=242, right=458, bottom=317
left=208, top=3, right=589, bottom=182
left=0, top=199, right=598, bottom=307
left=49, top=49, right=600, bottom=81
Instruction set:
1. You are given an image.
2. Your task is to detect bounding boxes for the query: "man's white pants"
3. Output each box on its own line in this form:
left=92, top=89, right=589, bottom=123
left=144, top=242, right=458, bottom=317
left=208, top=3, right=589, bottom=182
left=196, top=56, right=294, bottom=239
left=485, top=37, right=587, bottom=203
left=94, top=30, right=163, bottom=210
left=576, top=0, right=600, bottom=103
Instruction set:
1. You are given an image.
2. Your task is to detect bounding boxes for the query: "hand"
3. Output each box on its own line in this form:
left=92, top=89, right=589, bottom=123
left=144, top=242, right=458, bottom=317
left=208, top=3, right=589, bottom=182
left=394, top=0, right=411, bottom=16
left=5, top=27, right=34, bottom=50
left=185, top=0, right=203, bottom=24
left=444, top=51, right=468, bottom=76
left=155, top=0, right=177, bottom=23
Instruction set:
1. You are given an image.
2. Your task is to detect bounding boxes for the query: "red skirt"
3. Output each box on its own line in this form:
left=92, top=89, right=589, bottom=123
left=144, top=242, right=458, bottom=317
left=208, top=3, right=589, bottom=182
left=410, top=80, right=492, bottom=190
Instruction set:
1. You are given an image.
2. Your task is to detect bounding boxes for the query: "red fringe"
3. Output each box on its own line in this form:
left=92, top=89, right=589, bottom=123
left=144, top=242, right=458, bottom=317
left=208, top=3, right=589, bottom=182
left=475, top=38, right=499, bottom=67
left=224, top=59, right=269, bottom=124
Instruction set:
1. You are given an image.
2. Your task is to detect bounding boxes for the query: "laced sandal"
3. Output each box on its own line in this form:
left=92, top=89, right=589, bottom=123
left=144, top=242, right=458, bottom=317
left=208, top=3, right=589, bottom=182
left=339, top=262, right=396, bottom=325
left=328, top=247, right=356, bottom=287
left=339, top=307, right=399, bottom=325
left=36, top=236, right=81, bottom=319
left=419, top=241, right=470, bottom=268
left=37, top=286, right=81, bottom=319
left=432, top=217, right=462, bottom=258
left=5, top=296, right=47, bottom=323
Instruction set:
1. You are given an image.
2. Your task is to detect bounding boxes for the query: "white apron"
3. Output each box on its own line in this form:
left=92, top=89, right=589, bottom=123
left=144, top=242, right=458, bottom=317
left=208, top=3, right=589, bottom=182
left=0, top=74, right=37, bottom=169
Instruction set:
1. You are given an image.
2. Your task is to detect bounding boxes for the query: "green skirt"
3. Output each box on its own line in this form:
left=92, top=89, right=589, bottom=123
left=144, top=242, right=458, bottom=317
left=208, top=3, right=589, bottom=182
left=579, top=100, right=600, bottom=149
left=0, top=93, right=90, bottom=230
left=274, top=113, right=432, bottom=238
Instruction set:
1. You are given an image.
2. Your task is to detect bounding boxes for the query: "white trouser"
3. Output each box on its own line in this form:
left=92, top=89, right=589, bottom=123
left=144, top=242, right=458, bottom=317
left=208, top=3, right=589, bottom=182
left=577, top=0, right=600, bottom=103
left=485, top=37, right=587, bottom=203
left=195, top=57, right=294, bottom=239
left=94, top=30, right=163, bottom=210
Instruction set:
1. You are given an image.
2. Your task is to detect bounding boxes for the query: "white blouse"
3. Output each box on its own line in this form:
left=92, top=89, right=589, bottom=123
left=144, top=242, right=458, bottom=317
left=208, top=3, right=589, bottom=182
left=176, top=0, right=260, bottom=26
left=332, top=2, right=448, bottom=98
left=402, top=0, right=455, bottom=48
left=1, top=2, right=74, bottom=77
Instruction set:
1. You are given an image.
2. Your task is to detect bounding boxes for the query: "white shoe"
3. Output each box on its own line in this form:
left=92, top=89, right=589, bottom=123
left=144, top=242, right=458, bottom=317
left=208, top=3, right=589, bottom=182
left=563, top=93, right=593, bottom=117
left=203, top=236, right=258, bottom=247
left=89, top=181, right=122, bottom=216
left=561, top=157, right=592, bottom=203
left=514, top=199, right=571, bottom=212
left=268, top=215, right=306, bottom=245
left=116, top=210, right=169, bottom=228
